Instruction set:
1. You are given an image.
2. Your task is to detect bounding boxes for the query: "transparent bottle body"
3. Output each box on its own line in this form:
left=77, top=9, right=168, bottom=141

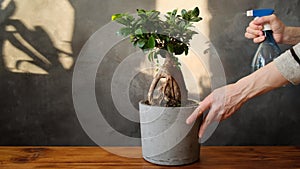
left=251, top=30, right=281, bottom=72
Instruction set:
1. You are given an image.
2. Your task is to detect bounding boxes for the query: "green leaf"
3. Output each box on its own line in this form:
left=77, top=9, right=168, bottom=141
left=147, top=36, right=155, bottom=49
left=182, top=13, right=188, bottom=20
left=135, top=28, right=143, bottom=35
left=115, top=18, right=129, bottom=25
left=137, top=9, right=146, bottom=14
left=117, top=27, right=132, bottom=36
left=111, top=14, right=122, bottom=21
left=190, top=17, right=202, bottom=22
left=174, top=44, right=184, bottom=55
left=192, top=7, right=200, bottom=17
left=179, top=21, right=186, bottom=29
left=124, top=15, right=135, bottom=23
left=133, top=40, right=138, bottom=47
left=171, top=9, right=178, bottom=16
left=184, top=23, right=193, bottom=29
left=149, top=11, right=160, bottom=19
left=137, top=39, right=146, bottom=48
left=130, top=35, right=135, bottom=41
left=184, top=45, right=189, bottom=55
left=181, top=9, right=187, bottom=16
left=145, top=11, right=153, bottom=17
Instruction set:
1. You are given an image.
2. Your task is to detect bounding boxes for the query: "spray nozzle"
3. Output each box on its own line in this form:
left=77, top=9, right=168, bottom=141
left=246, top=9, right=274, bottom=17
left=246, top=9, right=274, bottom=31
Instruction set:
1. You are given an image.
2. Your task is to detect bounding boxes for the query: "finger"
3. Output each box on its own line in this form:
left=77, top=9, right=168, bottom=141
left=186, top=104, right=204, bottom=125
left=246, top=26, right=263, bottom=37
left=198, top=115, right=209, bottom=138
left=245, top=32, right=265, bottom=43
left=186, top=98, right=210, bottom=124
left=244, top=32, right=258, bottom=40
left=249, top=21, right=263, bottom=31
left=253, top=36, right=265, bottom=43
left=253, top=14, right=275, bottom=25
left=198, top=108, right=217, bottom=138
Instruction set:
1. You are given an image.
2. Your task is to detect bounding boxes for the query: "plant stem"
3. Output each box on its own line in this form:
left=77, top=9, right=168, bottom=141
left=147, top=52, right=188, bottom=106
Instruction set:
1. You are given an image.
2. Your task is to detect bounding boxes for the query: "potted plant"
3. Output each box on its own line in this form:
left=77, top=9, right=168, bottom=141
left=112, top=7, right=202, bottom=166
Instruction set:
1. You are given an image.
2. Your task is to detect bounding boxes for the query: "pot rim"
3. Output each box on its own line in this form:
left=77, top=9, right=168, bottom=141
left=139, top=99, right=199, bottom=109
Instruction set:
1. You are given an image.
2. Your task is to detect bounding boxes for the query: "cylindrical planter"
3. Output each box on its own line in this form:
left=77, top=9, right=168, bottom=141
left=139, top=101, right=200, bottom=166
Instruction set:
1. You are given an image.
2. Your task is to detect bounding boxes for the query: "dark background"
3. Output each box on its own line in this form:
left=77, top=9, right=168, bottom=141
left=0, top=0, right=299, bottom=145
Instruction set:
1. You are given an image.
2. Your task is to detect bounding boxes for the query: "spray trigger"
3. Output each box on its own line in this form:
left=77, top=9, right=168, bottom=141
left=246, top=9, right=274, bottom=17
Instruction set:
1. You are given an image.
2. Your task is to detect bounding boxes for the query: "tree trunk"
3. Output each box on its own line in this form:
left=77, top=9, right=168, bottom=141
left=147, top=52, right=188, bottom=107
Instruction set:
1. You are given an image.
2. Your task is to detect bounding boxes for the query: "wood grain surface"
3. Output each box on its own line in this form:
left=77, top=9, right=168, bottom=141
left=0, top=146, right=299, bottom=169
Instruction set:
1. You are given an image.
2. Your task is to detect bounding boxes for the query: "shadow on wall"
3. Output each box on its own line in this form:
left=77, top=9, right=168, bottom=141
left=205, top=0, right=300, bottom=145
left=0, top=0, right=156, bottom=145
left=0, top=0, right=82, bottom=145
left=0, top=0, right=73, bottom=74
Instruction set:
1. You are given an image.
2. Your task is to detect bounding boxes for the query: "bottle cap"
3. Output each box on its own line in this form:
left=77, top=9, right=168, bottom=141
left=263, top=23, right=271, bottom=31
left=246, top=9, right=274, bottom=17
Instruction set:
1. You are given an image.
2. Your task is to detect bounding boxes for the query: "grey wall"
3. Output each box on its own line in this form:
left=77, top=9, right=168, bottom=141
left=0, top=0, right=300, bottom=146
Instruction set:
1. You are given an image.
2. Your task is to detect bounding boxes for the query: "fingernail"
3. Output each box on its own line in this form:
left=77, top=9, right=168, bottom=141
left=198, top=133, right=202, bottom=138
left=257, top=36, right=265, bottom=42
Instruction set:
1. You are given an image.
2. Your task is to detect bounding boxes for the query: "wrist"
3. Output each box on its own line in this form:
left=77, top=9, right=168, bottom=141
left=282, top=27, right=300, bottom=45
left=231, top=80, right=252, bottom=105
left=233, top=66, right=272, bottom=102
left=233, top=62, right=288, bottom=102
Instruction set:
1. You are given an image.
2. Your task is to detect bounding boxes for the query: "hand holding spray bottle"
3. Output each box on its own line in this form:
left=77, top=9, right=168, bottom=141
left=247, top=9, right=281, bottom=72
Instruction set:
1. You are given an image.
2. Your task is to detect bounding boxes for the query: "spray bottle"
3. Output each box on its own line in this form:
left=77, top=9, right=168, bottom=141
left=247, top=9, right=281, bottom=72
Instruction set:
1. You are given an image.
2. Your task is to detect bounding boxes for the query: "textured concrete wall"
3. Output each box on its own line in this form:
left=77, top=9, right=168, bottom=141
left=0, top=0, right=300, bottom=145
left=0, top=0, right=155, bottom=145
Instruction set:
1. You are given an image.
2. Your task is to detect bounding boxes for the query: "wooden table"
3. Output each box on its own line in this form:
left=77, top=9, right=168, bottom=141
left=0, top=146, right=299, bottom=168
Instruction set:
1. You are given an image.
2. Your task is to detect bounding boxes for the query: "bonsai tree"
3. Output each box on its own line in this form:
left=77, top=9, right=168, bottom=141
left=112, top=7, right=202, bottom=107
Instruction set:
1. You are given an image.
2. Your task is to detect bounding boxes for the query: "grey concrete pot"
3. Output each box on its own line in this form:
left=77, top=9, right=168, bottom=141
left=139, top=101, right=200, bottom=166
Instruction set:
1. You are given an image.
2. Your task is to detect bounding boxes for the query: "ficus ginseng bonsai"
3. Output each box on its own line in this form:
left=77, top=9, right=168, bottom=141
left=112, top=7, right=202, bottom=107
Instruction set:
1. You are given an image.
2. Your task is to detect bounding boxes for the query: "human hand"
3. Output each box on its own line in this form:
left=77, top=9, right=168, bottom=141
left=186, top=61, right=289, bottom=138
left=186, top=84, right=246, bottom=138
left=245, top=14, right=286, bottom=44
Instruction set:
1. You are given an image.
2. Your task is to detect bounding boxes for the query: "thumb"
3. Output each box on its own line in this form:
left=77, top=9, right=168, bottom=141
left=253, top=15, right=273, bottom=25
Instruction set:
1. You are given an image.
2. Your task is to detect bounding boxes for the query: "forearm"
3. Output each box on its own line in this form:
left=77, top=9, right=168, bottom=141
left=234, top=62, right=289, bottom=102
left=283, top=27, right=300, bottom=45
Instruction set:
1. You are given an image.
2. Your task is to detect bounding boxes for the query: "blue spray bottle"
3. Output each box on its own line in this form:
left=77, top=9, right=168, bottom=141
left=247, top=9, right=281, bottom=72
